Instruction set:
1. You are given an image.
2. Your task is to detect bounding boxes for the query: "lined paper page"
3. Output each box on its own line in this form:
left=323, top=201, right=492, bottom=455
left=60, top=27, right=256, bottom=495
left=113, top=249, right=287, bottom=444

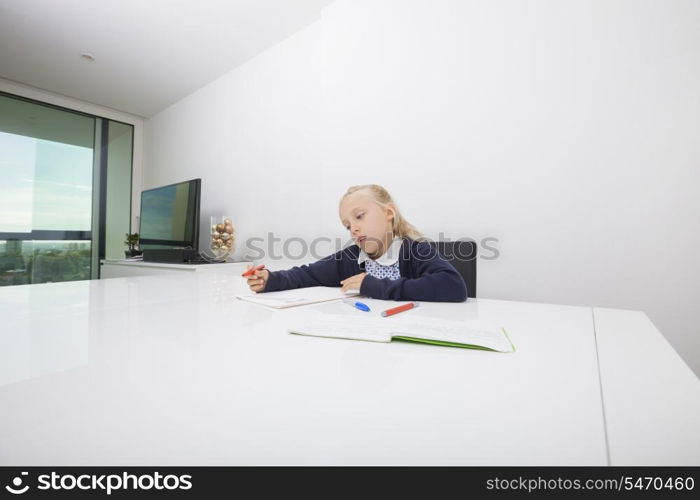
left=236, top=287, right=359, bottom=309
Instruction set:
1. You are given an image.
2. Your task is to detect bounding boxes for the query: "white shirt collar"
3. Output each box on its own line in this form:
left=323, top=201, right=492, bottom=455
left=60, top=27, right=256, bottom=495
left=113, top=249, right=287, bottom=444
left=357, top=237, right=403, bottom=266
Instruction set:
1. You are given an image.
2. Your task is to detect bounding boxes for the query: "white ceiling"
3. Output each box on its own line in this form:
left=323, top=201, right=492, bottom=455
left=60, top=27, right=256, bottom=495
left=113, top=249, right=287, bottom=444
left=0, top=0, right=332, bottom=117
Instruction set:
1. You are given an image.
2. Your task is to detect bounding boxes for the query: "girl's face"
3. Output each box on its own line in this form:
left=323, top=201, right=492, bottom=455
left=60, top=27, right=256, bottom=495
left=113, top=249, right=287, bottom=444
left=339, top=191, right=395, bottom=257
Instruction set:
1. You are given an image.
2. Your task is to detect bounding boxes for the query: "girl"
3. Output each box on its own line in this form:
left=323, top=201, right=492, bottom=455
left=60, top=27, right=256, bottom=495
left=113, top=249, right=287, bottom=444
left=245, top=184, right=467, bottom=302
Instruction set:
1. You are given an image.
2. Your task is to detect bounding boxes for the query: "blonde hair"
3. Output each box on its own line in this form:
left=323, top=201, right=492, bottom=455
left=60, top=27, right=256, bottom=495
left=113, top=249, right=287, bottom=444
left=340, top=184, right=424, bottom=241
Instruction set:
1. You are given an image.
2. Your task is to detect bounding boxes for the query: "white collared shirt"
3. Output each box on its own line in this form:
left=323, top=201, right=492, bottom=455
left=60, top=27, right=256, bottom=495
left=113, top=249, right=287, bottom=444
left=358, top=237, right=403, bottom=280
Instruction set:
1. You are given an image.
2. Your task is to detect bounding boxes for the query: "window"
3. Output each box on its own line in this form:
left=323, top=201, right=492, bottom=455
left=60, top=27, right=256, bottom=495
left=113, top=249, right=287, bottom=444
left=0, top=92, right=133, bottom=286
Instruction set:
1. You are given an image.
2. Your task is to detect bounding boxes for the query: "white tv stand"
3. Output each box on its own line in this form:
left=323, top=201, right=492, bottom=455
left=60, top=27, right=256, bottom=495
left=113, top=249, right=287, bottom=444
left=100, top=259, right=253, bottom=279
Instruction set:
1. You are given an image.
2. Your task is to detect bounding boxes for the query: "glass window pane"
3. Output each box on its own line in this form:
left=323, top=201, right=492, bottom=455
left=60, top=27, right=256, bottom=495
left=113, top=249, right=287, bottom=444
left=0, top=132, right=35, bottom=233
left=32, top=139, right=94, bottom=231
left=0, top=93, right=97, bottom=286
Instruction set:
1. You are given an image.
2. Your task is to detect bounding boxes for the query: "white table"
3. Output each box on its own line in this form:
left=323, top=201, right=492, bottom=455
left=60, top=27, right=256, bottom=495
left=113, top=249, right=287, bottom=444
left=0, top=273, right=697, bottom=465
left=593, top=308, right=700, bottom=466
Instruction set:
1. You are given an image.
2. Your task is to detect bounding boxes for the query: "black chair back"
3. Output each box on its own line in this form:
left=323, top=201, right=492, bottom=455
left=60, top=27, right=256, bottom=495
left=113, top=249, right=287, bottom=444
left=431, top=240, right=477, bottom=298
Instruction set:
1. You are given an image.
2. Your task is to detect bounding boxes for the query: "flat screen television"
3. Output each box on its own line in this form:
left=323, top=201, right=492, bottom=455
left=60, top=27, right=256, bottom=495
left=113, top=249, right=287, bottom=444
left=139, top=178, right=201, bottom=251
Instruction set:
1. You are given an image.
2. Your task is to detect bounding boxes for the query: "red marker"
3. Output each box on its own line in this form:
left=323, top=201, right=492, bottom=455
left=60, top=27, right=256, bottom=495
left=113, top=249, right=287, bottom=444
left=241, top=264, right=266, bottom=277
left=381, top=302, right=419, bottom=317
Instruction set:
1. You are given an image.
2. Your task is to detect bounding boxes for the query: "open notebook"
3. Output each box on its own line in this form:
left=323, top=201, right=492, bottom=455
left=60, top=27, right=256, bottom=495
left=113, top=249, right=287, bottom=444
left=288, top=315, right=515, bottom=352
left=236, top=286, right=360, bottom=309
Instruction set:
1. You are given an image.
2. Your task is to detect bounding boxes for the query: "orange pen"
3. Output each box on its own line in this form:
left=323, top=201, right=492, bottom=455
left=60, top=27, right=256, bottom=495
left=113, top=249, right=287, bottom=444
left=381, top=302, right=419, bottom=317
left=241, top=264, right=266, bottom=277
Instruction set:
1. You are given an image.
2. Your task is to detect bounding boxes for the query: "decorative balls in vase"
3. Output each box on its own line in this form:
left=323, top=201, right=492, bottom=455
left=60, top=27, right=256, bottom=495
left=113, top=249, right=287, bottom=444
left=210, top=217, right=235, bottom=260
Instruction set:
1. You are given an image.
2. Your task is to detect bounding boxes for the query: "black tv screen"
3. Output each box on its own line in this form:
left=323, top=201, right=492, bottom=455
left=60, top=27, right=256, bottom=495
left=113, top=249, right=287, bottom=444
left=139, top=179, right=201, bottom=250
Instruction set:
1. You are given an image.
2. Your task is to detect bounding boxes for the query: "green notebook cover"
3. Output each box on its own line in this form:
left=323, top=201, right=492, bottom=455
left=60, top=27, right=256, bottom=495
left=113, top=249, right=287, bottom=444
left=393, top=328, right=516, bottom=352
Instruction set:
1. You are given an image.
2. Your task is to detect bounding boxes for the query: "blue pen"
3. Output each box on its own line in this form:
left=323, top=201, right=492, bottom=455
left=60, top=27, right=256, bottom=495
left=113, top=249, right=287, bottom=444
left=343, top=298, right=370, bottom=312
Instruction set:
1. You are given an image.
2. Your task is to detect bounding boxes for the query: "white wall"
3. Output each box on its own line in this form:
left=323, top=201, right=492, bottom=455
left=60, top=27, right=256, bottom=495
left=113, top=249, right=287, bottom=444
left=144, top=0, right=700, bottom=375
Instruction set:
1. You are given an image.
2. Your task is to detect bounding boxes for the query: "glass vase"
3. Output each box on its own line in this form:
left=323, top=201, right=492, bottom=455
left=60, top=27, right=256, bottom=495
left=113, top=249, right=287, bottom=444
left=209, top=216, right=235, bottom=260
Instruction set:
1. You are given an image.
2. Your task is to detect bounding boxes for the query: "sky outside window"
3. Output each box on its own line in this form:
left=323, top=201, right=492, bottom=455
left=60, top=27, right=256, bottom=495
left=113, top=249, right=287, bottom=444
left=0, top=131, right=93, bottom=233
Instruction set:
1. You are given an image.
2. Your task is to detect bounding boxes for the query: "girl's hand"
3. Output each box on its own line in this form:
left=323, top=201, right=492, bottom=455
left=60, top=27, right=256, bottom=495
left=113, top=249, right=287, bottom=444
left=340, top=272, right=367, bottom=293
left=246, top=265, right=270, bottom=293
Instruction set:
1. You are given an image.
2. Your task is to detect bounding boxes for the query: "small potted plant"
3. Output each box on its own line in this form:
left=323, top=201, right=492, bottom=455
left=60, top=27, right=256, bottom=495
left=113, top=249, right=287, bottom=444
left=124, top=232, right=142, bottom=258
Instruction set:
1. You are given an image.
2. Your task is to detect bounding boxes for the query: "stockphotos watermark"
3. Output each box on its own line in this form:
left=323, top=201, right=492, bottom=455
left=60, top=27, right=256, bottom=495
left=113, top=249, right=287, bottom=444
left=242, top=233, right=500, bottom=262
left=3, top=471, right=192, bottom=496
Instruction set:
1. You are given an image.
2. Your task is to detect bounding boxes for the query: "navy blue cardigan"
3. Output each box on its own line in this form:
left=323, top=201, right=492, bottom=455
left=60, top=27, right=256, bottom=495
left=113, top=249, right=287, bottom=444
left=263, top=237, right=468, bottom=302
